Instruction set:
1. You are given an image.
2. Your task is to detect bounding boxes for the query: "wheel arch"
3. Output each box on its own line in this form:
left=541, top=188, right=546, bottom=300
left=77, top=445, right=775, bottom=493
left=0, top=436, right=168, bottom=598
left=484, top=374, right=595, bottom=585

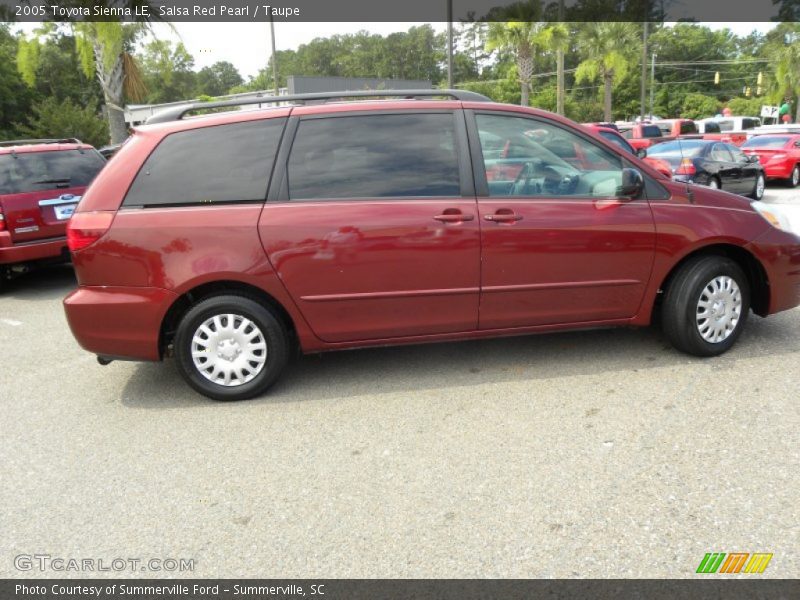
left=657, top=243, right=770, bottom=317
left=159, top=280, right=299, bottom=358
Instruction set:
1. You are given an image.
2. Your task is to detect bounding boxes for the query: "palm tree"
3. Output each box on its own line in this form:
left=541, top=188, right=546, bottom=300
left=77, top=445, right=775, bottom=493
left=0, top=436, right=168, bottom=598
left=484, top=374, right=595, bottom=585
left=487, top=22, right=568, bottom=107
left=575, top=22, right=640, bottom=122
left=17, top=19, right=152, bottom=144
left=767, top=24, right=800, bottom=123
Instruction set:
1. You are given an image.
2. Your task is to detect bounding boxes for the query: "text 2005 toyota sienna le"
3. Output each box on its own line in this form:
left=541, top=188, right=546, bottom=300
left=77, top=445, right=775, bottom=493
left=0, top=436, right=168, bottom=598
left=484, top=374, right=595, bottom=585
left=63, top=91, right=800, bottom=400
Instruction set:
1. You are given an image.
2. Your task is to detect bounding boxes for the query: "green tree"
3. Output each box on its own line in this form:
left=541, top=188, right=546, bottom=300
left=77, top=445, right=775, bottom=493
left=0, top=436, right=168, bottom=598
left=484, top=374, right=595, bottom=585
left=486, top=21, right=564, bottom=106
left=0, top=25, right=36, bottom=139
left=575, top=22, right=640, bottom=122
left=17, top=23, right=149, bottom=144
left=16, top=97, right=109, bottom=148
left=681, top=93, right=720, bottom=119
left=765, top=23, right=800, bottom=122
left=140, top=39, right=196, bottom=103
left=195, top=61, right=243, bottom=97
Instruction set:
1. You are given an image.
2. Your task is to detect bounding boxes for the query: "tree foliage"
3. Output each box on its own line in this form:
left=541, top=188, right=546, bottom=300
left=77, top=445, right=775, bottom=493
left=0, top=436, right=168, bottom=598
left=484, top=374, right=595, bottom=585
left=16, top=97, right=109, bottom=148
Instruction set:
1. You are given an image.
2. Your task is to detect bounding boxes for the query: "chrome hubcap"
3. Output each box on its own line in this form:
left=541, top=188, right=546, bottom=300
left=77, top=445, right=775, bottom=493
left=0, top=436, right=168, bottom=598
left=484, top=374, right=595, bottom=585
left=756, top=175, right=765, bottom=198
left=191, top=314, right=267, bottom=386
left=696, top=276, right=742, bottom=343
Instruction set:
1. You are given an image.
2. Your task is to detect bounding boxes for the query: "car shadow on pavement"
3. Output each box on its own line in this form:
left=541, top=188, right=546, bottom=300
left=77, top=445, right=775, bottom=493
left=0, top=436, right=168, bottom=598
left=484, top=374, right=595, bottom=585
left=119, top=310, right=798, bottom=409
left=1, top=263, right=76, bottom=301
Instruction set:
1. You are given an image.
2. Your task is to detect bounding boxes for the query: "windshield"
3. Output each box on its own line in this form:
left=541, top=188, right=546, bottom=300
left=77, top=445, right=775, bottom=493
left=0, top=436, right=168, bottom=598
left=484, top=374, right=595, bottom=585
left=647, top=141, right=706, bottom=158
left=0, top=150, right=106, bottom=195
left=742, top=136, right=791, bottom=149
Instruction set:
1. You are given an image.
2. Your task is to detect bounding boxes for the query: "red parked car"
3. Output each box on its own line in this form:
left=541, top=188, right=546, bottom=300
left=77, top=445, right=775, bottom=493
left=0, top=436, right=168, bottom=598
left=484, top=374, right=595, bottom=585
left=583, top=124, right=673, bottom=178
left=63, top=91, right=800, bottom=400
left=0, top=139, right=106, bottom=288
left=618, top=122, right=664, bottom=150
left=741, top=134, right=800, bottom=187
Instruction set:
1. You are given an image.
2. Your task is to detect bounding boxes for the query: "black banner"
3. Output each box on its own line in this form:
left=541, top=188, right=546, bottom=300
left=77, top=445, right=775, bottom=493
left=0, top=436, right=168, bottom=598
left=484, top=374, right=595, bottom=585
left=2, top=579, right=799, bottom=600
left=0, top=0, right=798, bottom=23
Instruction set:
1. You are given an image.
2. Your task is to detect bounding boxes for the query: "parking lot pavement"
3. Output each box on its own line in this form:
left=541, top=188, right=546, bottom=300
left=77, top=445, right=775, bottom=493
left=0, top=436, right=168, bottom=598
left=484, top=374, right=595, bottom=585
left=1, top=186, right=799, bottom=579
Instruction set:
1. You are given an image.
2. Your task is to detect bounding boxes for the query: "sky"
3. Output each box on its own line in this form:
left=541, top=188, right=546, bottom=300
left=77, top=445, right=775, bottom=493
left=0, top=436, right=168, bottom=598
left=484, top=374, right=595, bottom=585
left=15, top=21, right=779, bottom=80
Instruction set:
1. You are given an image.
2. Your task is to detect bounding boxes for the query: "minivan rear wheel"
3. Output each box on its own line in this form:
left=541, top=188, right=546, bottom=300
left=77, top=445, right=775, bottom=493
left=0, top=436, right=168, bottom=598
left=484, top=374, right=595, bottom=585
left=174, top=295, right=289, bottom=400
left=662, top=256, right=750, bottom=357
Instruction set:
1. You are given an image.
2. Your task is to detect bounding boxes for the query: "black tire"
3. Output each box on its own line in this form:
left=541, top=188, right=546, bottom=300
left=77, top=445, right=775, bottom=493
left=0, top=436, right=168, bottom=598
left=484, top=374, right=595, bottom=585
left=750, top=173, right=765, bottom=200
left=662, top=256, right=750, bottom=357
left=787, top=164, right=800, bottom=188
left=174, top=294, right=289, bottom=400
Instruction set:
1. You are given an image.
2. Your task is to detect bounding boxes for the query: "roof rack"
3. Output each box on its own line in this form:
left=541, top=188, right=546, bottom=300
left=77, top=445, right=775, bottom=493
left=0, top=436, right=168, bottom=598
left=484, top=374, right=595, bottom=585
left=145, top=89, right=492, bottom=124
left=0, top=138, right=83, bottom=147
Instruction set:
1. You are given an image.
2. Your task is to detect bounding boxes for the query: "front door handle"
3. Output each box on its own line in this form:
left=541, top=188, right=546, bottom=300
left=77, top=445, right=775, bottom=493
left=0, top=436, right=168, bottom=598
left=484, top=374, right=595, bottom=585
left=434, top=210, right=474, bottom=223
left=484, top=210, right=522, bottom=222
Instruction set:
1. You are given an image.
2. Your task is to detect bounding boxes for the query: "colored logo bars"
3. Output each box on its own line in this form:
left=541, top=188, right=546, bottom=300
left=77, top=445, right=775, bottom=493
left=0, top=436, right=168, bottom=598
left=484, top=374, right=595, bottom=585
left=696, top=552, right=773, bottom=574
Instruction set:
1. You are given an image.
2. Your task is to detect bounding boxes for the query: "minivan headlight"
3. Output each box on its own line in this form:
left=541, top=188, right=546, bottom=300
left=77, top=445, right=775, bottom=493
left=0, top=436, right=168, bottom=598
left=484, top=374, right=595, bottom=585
left=752, top=201, right=794, bottom=234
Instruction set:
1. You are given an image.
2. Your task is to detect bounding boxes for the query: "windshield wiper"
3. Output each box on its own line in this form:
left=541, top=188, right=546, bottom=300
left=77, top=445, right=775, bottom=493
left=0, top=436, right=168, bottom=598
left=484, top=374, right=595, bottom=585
left=33, top=178, right=71, bottom=185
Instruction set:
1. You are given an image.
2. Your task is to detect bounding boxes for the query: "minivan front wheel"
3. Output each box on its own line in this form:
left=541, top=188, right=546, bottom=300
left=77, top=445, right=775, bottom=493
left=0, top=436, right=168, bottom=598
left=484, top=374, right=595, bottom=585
left=174, top=295, right=289, bottom=400
left=662, top=256, right=750, bottom=357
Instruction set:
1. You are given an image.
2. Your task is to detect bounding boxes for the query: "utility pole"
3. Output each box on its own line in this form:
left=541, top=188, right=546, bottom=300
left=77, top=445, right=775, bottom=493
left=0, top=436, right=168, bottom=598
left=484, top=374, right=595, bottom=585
left=556, top=0, right=565, bottom=115
left=640, top=22, right=648, bottom=121
left=649, top=52, right=656, bottom=118
left=269, top=15, right=279, bottom=96
left=447, top=0, right=453, bottom=88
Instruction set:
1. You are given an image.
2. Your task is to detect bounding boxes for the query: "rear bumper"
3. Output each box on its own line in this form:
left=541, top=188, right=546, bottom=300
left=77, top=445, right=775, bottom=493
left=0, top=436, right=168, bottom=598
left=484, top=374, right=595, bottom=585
left=63, top=286, right=178, bottom=361
left=747, top=228, right=800, bottom=315
left=762, top=163, right=794, bottom=180
left=0, top=232, right=68, bottom=265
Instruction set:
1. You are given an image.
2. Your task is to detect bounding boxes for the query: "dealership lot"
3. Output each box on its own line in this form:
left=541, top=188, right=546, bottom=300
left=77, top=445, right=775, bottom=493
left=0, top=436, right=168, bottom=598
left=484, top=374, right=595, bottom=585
left=1, top=186, right=798, bottom=579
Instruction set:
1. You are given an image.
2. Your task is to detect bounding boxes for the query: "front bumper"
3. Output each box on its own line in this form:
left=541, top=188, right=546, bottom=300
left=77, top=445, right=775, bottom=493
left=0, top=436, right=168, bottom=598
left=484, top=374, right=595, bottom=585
left=64, top=286, right=178, bottom=361
left=0, top=232, right=68, bottom=265
left=746, top=227, right=800, bottom=315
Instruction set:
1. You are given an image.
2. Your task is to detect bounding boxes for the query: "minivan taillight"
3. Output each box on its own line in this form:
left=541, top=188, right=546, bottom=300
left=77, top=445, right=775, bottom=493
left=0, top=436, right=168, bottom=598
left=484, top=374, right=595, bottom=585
left=66, top=211, right=114, bottom=252
left=675, top=158, right=696, bottom=176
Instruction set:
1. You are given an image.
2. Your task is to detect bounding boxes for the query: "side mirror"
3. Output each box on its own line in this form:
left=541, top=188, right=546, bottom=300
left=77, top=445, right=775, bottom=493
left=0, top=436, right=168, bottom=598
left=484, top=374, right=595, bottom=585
left=747, top=154, right=760, bottom=163
left=617, top=167, right=644, bottom=199
left=794, top=140, right=800, bottom=148
left=636, top=147, right=647, bottom=158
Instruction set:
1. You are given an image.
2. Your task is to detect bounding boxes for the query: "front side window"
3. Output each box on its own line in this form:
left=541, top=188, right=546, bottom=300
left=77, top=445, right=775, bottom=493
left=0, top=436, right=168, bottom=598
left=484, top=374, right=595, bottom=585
left=476, top=114, right=624, bottom=198
left=286, top=113, right=461, bottom=200
left=124, top=118, right=286, bottom=207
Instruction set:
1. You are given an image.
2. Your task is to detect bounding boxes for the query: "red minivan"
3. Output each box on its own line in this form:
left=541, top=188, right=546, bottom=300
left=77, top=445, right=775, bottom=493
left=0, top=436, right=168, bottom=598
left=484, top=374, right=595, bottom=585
left=0, top=139, right=106, bottom=288
left=63, top=91, right=800, bottom=400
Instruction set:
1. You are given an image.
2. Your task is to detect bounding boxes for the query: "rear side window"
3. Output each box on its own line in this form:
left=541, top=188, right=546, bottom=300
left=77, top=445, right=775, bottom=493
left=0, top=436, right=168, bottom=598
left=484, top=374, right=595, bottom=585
left=286, top=113, right=461, bottom=200
left=703, top=121, right=721, bottom=133
left=680, top=121, right=697, bottom=135
left=124, top=119, right=286, bottom=207
left=0, top=150, right=105, bottom=195
left=642, top=125, right=662, bottom=138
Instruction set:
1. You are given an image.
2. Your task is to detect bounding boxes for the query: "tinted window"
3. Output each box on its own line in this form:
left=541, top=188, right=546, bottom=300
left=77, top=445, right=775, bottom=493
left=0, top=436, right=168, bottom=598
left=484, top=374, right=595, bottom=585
left=124, top=119, right=285, bottom=207
left=599, top=130, right=635, bottom=154
left=680, top=121, right=698, bottom=135
left=476, top=114, right=623, bottom=198
left=742, top=118, right=760, bottom=130
left=647, top=140, right=706, bottom=158
left=287, top=113, right=460, bottom=200
left=642, top=125, right=662, bottom=138
left=0, top=149, right=105, bottom=195
left=742, top=136, right=790, bottom=149
left=709, top=144, right=733, bottom=162
left=703, top=121, right=721, bottom=133
left=728, top=145, right=748, bottom=163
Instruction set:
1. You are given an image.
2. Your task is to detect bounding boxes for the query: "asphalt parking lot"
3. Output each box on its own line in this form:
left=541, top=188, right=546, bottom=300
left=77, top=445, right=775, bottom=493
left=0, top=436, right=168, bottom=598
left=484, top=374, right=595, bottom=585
left=1, top=186, right=799, bottom=579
